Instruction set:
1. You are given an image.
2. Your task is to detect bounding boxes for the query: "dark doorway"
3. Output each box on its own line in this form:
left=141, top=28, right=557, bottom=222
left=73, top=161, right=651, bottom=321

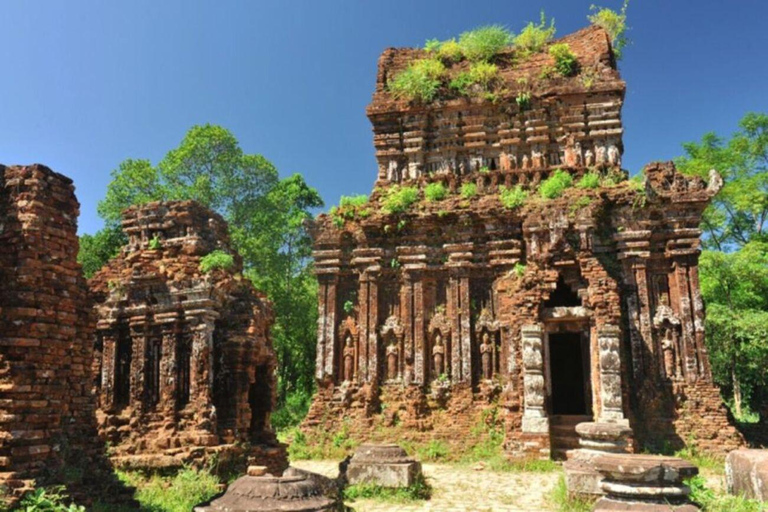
left=549, top=332, right=589, bottom=415
left=115, top=336, right=132, bottom=409
left=249, top=365, right=271, bottom=436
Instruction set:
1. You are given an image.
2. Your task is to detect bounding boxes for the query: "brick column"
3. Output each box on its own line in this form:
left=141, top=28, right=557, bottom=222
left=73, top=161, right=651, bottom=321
left=190, top=321, right=214, bottom=408
left=316, top=275, right=339, bottom=380
left=100, top=332, right=117, bottom=411
left=129, top=322, right=147, bottom=408
left=358, top=273, right=379, bottom=382
left=160, top=329, right=178, bottom=412
left=521, top=324, right=548, bottom=433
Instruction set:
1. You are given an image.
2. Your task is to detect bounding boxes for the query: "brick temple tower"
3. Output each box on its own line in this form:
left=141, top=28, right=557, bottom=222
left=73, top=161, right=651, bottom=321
left=304, top=25, right=742, bottom=457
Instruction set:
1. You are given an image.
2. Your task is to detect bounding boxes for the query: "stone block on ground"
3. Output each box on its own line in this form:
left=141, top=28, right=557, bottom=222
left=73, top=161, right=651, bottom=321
left=565, top=422, right=634, bottom=498
left=344, top=443, right=422, bottom=488
left=726, top=449, right=768, bottom=501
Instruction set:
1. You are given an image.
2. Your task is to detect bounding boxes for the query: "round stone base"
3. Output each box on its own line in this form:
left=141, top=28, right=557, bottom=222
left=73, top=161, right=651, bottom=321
left=594, top=497, right=699, bottom=511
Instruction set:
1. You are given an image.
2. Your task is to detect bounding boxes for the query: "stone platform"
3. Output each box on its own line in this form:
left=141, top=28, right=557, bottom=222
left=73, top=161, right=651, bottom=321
left=564, top=422, right=633, bottom=497
left=726, top=449, right=768, bottom=501
left=593, top=454, right=699, bottom=511
left=344, top=443, right=422, bottom=487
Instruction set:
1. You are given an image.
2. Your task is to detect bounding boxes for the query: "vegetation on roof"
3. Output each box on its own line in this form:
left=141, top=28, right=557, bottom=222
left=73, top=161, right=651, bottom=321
left=549, top=43, right=578, bottom=76
left=588, top=0, right=630, bottom=60
left=513, top=11, right=556, bottom=56
left=388, top=58, right=447, bottom=102
left=458, top=25, right=514, bottom=62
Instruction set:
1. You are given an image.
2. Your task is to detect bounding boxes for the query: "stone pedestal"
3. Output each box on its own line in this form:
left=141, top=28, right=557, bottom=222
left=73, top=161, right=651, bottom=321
left=344, top=443, right=422, bottom=487
left=726, top=449, right=768, bottom=501
left=194, top=467, right=339, bottom=512
left=565, top=422, right=633, bottom=497
left=593, top=454, right=699, bottom=511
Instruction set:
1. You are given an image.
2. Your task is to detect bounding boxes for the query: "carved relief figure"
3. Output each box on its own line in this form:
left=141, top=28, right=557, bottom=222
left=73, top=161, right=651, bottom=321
left=386, top=340, right=399, bottom=380
left=522, top=154, right=530, bottom=169
left=595, top=143, right=607, bottom=165
left=480, top=331, right=493, bottom=380
left=500, top=151, right=510, bottom=171
left=608, top=144, right=621, bottom=167
left=532, top=147, right=545, bottom=168
left=584, top=149, right=595, bottom=167
left=661, top=328, right=677, bottom=380
left=343, top=335, right=355, bottom=382
left=432, top=332, right=445, bottom=378
left=562, top=136, right=579, bottom=168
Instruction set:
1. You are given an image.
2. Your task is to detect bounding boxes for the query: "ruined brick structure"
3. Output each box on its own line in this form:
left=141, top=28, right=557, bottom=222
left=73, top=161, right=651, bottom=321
left=90, top=201, right=287, bottom=474
left=304, top=26, right=743, bottom=457
left=0, top=165, right=116, bottom=505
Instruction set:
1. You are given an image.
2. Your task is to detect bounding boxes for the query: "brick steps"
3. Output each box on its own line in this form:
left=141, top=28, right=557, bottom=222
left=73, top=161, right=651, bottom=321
left=550, top=415, right=591, bottom=461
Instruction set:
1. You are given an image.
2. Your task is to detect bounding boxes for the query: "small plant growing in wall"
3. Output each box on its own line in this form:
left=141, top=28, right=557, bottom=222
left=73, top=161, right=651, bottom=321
left=538, top=169, right=574, bottom=199
left=458, top=25, right=514, bottom=62
left=499, top=185, right=528, bottom=209
left=343, top=300, right=355, bottom=315
left=576, top=171, right=601, bottom=189
left=549, top=43, right=578, bottom=76
left=424, top=182, right=448, bottom=202
left=148, top=233, right=162, bottom=250
left=460, top=182, right=478, bottom=199
left=381, top=185, right=419, bottom=214
left=588, top=0, right=630, bottom=60
left=514, top=262, right=527, bottom=278
left=513, top=11, right=556, bottom=56
left=199, top=250, right=235, bottom=273
left=390, top=258, right=401, bottom=269
left=388, top=58, right=447, bottom=102
left=515, top=91, right=531, bottom=111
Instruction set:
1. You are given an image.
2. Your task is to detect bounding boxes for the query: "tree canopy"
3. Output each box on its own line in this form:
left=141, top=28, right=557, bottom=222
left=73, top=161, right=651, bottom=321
left=79, top=124, right=323, bottom=427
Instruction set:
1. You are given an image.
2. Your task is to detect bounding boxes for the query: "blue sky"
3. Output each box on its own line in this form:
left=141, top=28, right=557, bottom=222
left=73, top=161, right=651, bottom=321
left=2, top=1, right=766, bottom=235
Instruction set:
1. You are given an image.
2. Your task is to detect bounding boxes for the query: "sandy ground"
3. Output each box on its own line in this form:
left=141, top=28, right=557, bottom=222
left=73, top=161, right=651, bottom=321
left=293, top=460, right=562, bottom=512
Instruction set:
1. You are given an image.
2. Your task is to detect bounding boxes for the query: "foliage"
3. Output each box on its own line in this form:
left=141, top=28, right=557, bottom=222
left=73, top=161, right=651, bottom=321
left=381, top=185, right=419, bottom=214
left=548, top=474, right=596, bottom=512
left=280, top=424, right=358, bottom=461
left=343, top=473, right=431, bottom=503
left=424, top=182, right=448, bottom=202
left=569, top=196, right=593, bottom=215
left=539, top=169, right=573, bottom=199
left=460, top=182, right=478, bottom=199
left=148, top=234, right=162, bottom=250
left=515, top=91, right=531, bottom=110
left=118, top=466, right=221, bottom=512
left=271, top=389, right=313, bottom=433
left=329, top=194, right=370, bottom=226
left=513, top=11, right=556, bottom=56
left=388, top=58, right=446, bottom=102
left=676, top=112, right=768, bottom=251
left=77, top=225, right=126, bottom=278
left=425, top=38, right=463, bottom=62
left=588, top=1, right=630, bottom=60
left=80, top=124, right=323, bottom=426
left=416, top=439, right=450, bottom=461
left=458, top=25, right=513, bottom=62
left=199, top=250, right=234, bottom=273
left=549, top=43, right=578, bottom=76
left=686, top=475, right=764, bottom=512
left=17, top=487, right=85, bottom=512
left=499, top=185, right=528, bottom=209
left=450, top=62, right=500, bottom=97
left=576, top=171, right=601, bottom=189
left=448, top=72, right=474, bottom=96
left=514, top=263, right=526, bottom=277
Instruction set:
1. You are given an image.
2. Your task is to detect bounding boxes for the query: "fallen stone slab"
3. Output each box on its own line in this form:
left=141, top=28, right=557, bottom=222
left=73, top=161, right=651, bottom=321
left=343, top=443, right=422, bottom=488
left=726, top=449, right=768, bottom=501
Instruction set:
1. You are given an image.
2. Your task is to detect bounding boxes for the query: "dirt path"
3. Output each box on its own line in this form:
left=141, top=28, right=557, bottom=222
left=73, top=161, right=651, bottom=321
left=293, top=460, right=562, bottom=512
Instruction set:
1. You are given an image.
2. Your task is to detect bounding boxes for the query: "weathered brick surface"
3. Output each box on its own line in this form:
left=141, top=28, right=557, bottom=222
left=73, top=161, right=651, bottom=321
left=89, top=201, right=288, bottom=475
left=304, top=25, right=742, bottom=458
left=0, top=164, right=115, bottom=505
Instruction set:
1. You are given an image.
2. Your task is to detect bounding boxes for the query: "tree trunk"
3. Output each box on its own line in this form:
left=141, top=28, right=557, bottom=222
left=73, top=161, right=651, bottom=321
left=732, top=361, right=743, bottom=418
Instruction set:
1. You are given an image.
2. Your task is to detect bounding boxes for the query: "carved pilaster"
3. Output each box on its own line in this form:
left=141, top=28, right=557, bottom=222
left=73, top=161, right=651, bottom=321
left=521, top=324, right=548, bottom=433
left=100, top=332, right=117, bottom=411
left=316, top=275, right=339, bottom=380
left=597, top=325, right=626, bottom=423
left=190, top=321, right=214, bottom=408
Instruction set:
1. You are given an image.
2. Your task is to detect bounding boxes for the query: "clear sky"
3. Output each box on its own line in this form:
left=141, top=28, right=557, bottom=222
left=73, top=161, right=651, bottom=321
left=2, top=1, right=767, bottom=235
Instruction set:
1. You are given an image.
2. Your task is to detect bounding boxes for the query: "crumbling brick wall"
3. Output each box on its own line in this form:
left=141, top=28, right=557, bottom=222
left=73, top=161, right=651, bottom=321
left=89, top=201, right=287, bottom=475
left=0, top=164, right=109, bottom=504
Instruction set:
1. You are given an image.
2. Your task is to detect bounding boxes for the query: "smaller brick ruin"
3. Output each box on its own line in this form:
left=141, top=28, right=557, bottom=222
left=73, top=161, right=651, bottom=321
left=0, top=164, right=116, bottom=505
left=90, top=201, right=287, bottom=474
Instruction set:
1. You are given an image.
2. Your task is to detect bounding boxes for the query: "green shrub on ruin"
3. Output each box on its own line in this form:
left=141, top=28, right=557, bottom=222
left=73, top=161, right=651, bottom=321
left=424, top=182, right=448, bottom=202
left=381, top=185, right=419, bottom=214
left=513, top=11, right=556, bottom=56
left=148, top=233, right=162, bottom=250
left=389, top=58, right=446, bottom=102
left=450, top=62, right=500, bottom=97
left=425, top=38, right=463, bottom=62
left=330, top=194, right=370, bottom=226
left=588, top=0, right=630, bottom=60
left=199, top=249, right=234, bottom=273
left=458, top=25, right=513, bottom=62
left=539, top=169, right=573, bottom=199
left=499, top=185, right=528, bottom=209
left=18, top=487, right=86, bottom=512
left=515, top=91, right=531, bottom=110
left=577, top=171, right=601, bottom=189
left=117, top=466, right=221, bottom=512
left=461, top=182, right=478, bottom=199
left=344, top=473, right=432, bottom=503
left=549, top=43, right=578, bottom=76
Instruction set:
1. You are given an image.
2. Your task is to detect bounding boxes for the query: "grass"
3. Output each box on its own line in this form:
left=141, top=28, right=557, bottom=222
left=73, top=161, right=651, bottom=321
left=576, top=171, right=601, bottom=189
left=458, top=25, right=513, bottom=62
left=539, top=169, right=573, bottom=199
left=344, top=473, right=432, bottom=504
left=381, top=185, right=419, bottom=214
left=569, top=196, right=593, bottom=216
left=499, top=184, right=528, bottom=209
left=16, top=486, right=86, bottom=512
left=389, top=58, right=446, bottom=102
left=199, top=250, right=234, bottom=273
left=280, top=424, right=359, bottom=461
left=460, top=182, right=478, bottom=199
left=117, top=467, right=221, bottom=512
left=450, top=62, right=500, bottom=96
left=513, top=11, right=556, bottom=56
left=329, top=194, right=370, bottom=227
left=548, top=474, right=596, bottom=512
left=424, top=182, right=448, bottom=202
left=549, top=43, right=578, bottom=76
left=687, top=475, right=765, bottom=512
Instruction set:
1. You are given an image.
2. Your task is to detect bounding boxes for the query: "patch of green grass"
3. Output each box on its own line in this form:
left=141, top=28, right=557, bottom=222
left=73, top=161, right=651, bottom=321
left=515, top=91, right=531, bottom=110
left=458, top=25, right=513, bottom=62
left=539, top=169, right=573, bottom=199
left=329, top=194, right=370, bottom=226
left=281, top=423, right=359, bottom=461
left=199, top=250, right=234, bottom=273
left=450, top=62, right=500, bottom=97
left=424, top=182, right=448, bottom=202
left=425, top=38, right=464, bottom=62
left=17, top=487, right=85, bottom=512
left=686, top=475, right=764, bottom=512
left=548, top=474, right=596, bottom=512
left=389, top=58, right=447, bottom=102
left=416, top=439, right=450, bottom=462
left=674, top=445, right=725, bottom=474
left=344, top=473, right=432, bottom=504
left=499, top=185, right=528, bottom=209
left=549, top=43, right=578, bottom=76
left=381, top=185, right=419, bottom=214
left=513, top=11, right=556, bottom=56
left=117, top=466, right=221, bottom=512
left=576, top=171, right=601, bottom=189
left=460, top=182, right=478, bottom=199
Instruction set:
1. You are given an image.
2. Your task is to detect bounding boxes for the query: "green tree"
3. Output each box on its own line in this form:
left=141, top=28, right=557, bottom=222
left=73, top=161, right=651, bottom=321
left=676, top=112, right=768, bottom=251
left=80, top=125, right=323, bottom=426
